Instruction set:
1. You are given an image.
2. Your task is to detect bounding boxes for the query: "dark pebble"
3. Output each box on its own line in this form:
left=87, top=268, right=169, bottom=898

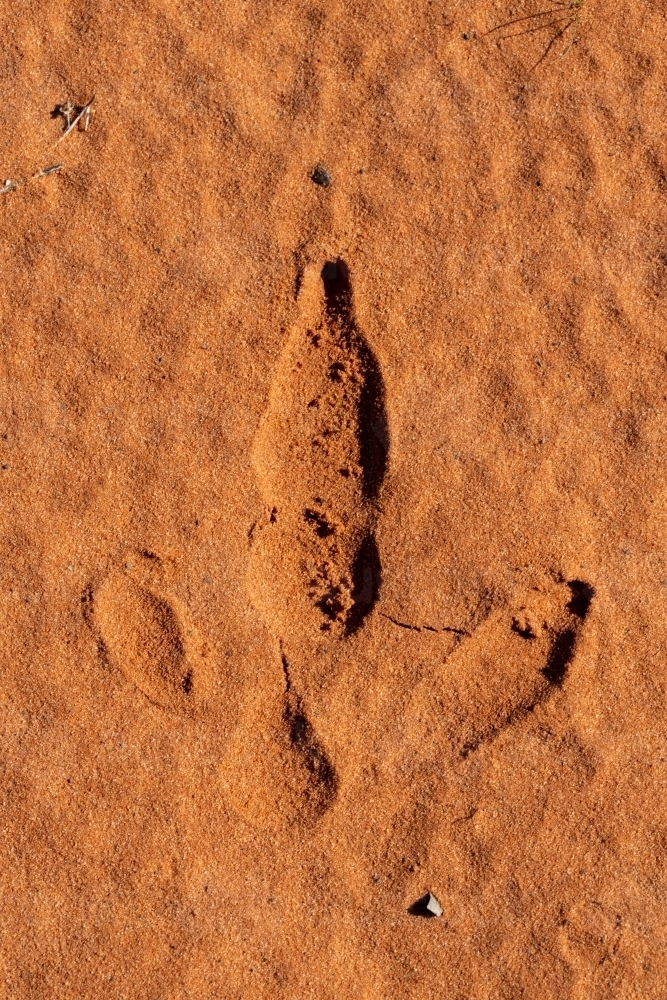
left=311, top=165, right=331, bottom=188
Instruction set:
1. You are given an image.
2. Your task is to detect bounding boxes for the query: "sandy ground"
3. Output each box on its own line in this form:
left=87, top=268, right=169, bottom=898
left=1, top=0, right=667, bottom=996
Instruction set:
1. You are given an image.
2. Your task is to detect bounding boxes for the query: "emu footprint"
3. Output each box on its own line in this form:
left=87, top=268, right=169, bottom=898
left=235, top=259, right=380, bottom=828
left=91, top=552, right=209, bottom=710
left=248, top=259, right=388, bottom=640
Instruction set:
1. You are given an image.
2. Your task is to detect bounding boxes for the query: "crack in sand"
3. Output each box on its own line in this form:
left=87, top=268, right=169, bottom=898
left=380, top=611, right=470, bottom=637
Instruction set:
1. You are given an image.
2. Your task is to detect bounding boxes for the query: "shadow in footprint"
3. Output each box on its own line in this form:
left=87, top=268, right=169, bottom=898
left=565, top=579, right=595, bottom=620
left=541, top=580, right=595, bottom=688
left=346, top=533, right=383, bottom=636
left=284, top=691, right=338, bottom=803
left=321, top=259, right=389, bottom=502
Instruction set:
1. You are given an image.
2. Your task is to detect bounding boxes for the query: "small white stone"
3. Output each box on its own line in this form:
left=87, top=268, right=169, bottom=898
left=426, top=892, right=443, bottom=917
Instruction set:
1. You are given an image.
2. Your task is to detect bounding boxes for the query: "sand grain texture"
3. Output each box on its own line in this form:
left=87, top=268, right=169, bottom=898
left=1, top=0, right=667, bottom=996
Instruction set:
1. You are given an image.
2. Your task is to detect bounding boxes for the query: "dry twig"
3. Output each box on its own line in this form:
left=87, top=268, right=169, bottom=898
left=56, top=95, right=95, bottom=144
left=486, top=0, right=585, bottom=70
left=34, top=164, right=64, bottom=178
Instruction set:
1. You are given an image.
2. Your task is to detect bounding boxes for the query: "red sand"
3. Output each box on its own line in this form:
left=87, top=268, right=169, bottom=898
left=1, top=1, right=667, bottom=996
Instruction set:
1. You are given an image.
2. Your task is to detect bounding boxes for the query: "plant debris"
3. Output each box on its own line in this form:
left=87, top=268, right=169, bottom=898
left=55, top=95, right=95, bottom=143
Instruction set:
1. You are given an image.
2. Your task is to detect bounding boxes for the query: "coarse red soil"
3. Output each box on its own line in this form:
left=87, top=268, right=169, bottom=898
left=1, top=1, right=666, bottom=997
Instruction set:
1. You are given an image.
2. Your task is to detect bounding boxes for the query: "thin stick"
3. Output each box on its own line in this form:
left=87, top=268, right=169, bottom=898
left=59, top=100, right=74, bottom=129
left=530, top=19, right=573, bottom=70
left=56, top=95, right=95, bottom=144
left=560, top=13, right=581, bottom=57
left=0, top=179, right=16, bottom=195
left=34, top=164, right=64, bottom=178
left=502, top=15, right=575, bottom=40
left=560, top=30, right=577, bottom=58
left=485, top=5, right=570, bottom=34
